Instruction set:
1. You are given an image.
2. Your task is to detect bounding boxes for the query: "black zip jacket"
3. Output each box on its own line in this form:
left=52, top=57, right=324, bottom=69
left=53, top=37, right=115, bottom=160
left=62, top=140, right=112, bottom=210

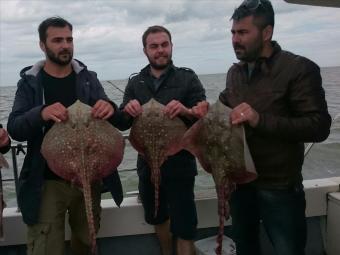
left=113, top=63, right=206, bottom=179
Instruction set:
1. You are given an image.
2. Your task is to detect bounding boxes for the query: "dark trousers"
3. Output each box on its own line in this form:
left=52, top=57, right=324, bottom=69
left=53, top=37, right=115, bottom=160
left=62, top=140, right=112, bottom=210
left=230, top=183, right=306, bottom=255
left=138, top=175, right=198, bottom=240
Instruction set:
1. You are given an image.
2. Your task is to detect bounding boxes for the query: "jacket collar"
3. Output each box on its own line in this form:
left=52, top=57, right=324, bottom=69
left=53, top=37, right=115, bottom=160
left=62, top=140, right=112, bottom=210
left=21, top=59, right=85, bottom=78
left=235, top=41, right=282, bottom=74
left=140, top=61, right=175, bottom=77
left=19, top=59, right=86, bottom=94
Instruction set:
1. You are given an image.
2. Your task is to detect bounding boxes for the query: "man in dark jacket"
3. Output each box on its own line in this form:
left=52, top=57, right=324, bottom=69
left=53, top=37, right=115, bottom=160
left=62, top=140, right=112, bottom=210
left=113, top=25, right=207, bottom=255
left=0, top=124, right=10, bottom=154
left=7, top=16, right=122, bottom=255
left=219, top=1, right=331, bottom=255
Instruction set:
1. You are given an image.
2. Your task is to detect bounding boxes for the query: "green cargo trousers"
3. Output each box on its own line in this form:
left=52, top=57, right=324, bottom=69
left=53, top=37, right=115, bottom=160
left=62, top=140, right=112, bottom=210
left=26, top=180, right=101, bottom=255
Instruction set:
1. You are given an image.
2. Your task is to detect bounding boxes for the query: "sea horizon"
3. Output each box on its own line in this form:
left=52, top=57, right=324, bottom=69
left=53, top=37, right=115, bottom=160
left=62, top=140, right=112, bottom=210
left=1, top=65, right=339, bottom=88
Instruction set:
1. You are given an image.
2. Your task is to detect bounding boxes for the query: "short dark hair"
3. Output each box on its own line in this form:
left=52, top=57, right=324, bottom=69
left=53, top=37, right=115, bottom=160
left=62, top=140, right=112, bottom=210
left=38, top=16, right=72, bottom=43
left=231, top=0, right=274, bottom=29
left=142, top=25, right=172, bottom=48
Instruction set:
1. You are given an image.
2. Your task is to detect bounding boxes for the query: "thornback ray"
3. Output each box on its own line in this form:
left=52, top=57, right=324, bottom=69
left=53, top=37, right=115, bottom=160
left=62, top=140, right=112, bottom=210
left=129, top=98, right=187, bottom=216
left=0, top=154, right=9, bottom=240
left=41, top=100, right=125, bottom=254
left=182, top=100, right=257, bottom=255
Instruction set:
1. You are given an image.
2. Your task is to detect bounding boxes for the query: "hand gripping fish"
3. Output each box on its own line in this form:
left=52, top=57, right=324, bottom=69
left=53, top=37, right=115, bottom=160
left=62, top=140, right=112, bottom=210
left=129, top=99, right=187, bottom=217
left=41, top=100, right=125, bottom=254
left=182, top=100, right=257, bottom=255
left=0, top=154, right=9, bottom=240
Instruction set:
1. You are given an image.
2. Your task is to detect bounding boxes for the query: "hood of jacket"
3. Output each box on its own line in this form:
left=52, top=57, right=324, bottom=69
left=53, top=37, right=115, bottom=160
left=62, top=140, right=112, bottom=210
left=19, top=59, right=86, bottom=80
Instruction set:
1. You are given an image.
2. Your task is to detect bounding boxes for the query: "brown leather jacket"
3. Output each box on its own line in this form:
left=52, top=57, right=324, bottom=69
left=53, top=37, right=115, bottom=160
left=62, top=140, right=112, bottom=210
left=219, top=41, right=331, bottom=188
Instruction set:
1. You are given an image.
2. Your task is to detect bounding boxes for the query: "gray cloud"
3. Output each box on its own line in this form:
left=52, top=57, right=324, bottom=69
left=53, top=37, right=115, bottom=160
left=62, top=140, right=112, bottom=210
left=1, top=0, right=340, bottom=86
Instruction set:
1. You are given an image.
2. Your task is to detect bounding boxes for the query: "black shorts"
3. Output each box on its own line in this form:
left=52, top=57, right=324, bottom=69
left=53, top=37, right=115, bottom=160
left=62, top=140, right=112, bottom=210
left=138, top=175, right=198, bottom=240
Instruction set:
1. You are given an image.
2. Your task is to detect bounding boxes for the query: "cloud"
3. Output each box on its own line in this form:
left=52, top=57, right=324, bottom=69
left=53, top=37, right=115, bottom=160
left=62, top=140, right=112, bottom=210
left=1, top=0, right=340, bottom=86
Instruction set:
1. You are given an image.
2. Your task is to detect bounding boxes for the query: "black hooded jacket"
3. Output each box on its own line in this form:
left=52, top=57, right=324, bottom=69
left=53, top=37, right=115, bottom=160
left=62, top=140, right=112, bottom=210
left=7, top=59, right=123, bottom=224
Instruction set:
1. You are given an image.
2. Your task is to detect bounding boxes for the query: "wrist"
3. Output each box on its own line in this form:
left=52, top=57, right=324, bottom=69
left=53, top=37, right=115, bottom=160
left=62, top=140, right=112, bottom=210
left=249, top=112, right=260, bottom=127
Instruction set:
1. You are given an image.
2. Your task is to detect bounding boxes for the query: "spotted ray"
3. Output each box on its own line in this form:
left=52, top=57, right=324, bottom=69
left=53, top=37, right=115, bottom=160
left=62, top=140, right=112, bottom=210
left=41, top=100, right=125, bottom=254
left=0, top=154, right=9, bottom=240
left=129, top=98, right=187, bottom=216
left=182, top=100, right=257, bottom=255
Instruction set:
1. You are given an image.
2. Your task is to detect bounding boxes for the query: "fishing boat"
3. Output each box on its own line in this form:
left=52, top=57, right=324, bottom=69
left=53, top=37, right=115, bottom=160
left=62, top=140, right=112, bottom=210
left=1, top=1, right=340, bottom=254
left=1, top=140, right=339, bottom=255
left=1, top=145, right=340, bottom=255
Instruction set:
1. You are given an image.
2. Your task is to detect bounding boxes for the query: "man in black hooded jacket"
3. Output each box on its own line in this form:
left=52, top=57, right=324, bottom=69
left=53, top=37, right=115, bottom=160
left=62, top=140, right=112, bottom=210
left=7, top=16, right=123, bottom=255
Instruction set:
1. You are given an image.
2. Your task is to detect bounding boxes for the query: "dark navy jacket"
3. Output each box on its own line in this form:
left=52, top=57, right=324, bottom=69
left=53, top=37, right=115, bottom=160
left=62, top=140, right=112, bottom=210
left=7, top=59, right=123, bottom=225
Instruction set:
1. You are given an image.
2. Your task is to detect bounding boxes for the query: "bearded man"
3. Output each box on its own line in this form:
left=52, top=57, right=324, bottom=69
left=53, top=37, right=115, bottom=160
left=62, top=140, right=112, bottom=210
left=7, top=16, right=123, bottom=255
left=113, top=25, right=208, bottom=255
left=219, top=1, right=331, bottom=254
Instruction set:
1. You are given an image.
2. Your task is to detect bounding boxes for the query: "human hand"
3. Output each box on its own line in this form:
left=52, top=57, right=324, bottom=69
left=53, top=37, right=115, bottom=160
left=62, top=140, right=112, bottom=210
left=92, top=99, right=114, bottom=120
left=41, top=102, right=68, bottom=122
left=0, top=128, right=10, bottom=148
left=191, top=101, right=209, bottom=118
left=123, top=99, right=142, bottom=117
left=163, top=100, right=190, bottom=119
left=230, top=102, right=259, bottom=127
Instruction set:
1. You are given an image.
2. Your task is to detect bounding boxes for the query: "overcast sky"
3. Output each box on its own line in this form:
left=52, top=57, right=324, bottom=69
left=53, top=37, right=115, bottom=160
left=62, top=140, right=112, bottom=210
left=0, top=0, right=340, bottom=87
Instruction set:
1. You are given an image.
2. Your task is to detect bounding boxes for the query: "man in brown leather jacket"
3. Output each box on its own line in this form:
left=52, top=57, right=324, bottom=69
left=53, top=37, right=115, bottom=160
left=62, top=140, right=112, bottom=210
left=219, top=1, right=331, bottom=255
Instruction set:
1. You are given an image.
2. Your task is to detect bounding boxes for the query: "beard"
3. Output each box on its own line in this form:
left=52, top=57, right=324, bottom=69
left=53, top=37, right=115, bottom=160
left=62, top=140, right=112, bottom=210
left=233, top=37, right=264, bottom=62
left=45, top=46, right=73, bottom=66
left=147, top=53, right=172, bottom=70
